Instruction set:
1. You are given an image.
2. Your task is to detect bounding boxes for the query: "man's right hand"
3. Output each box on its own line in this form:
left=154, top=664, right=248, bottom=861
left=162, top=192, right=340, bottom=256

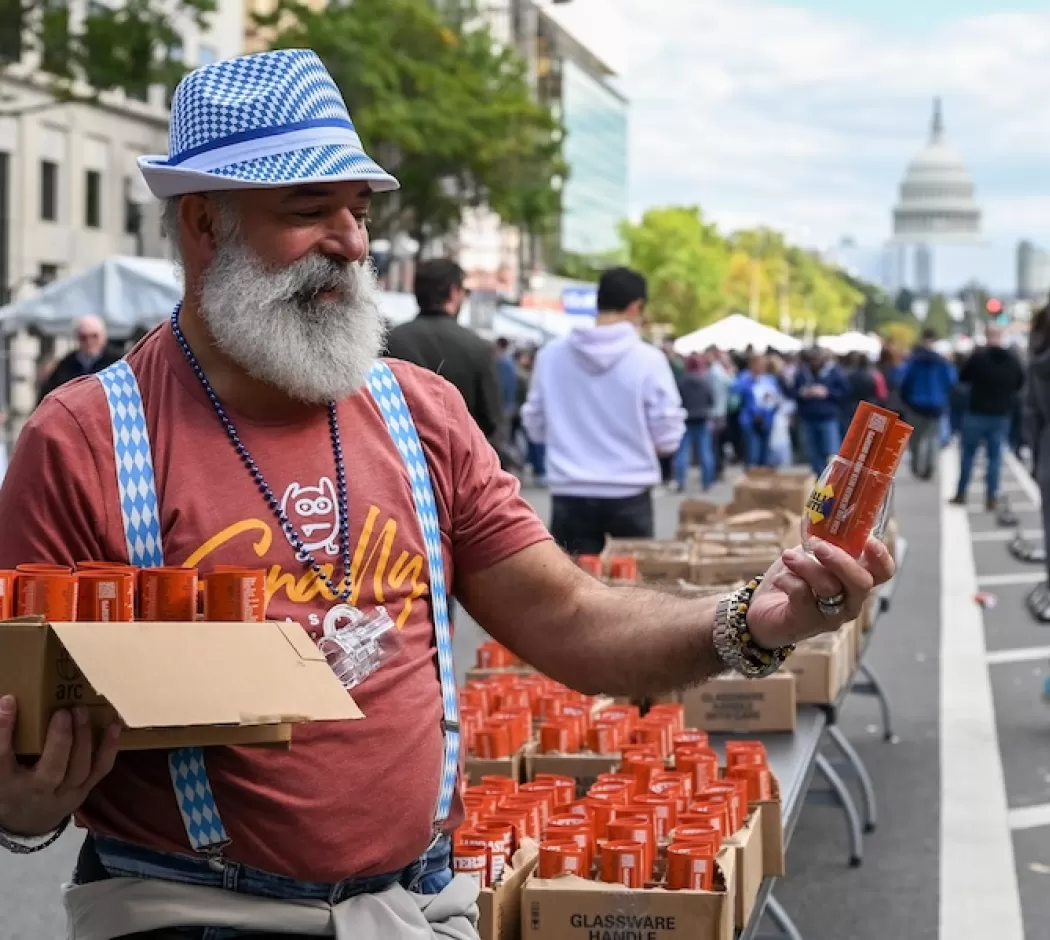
left=0, top=696, right=121, bottom=838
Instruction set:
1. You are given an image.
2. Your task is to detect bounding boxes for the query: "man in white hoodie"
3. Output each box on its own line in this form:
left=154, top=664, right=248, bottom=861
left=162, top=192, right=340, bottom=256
left=522, top=267, right=686, bottom=555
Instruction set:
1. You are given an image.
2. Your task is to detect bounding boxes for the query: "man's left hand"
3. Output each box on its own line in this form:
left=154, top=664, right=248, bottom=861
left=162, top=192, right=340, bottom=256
left=747, top=538, right=895, bottom=650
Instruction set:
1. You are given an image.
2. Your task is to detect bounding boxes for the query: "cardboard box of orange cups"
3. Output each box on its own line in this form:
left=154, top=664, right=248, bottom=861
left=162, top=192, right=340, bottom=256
left=0, top=562, right=358, bottom=755
left=506, top=701, right=783, bottom=940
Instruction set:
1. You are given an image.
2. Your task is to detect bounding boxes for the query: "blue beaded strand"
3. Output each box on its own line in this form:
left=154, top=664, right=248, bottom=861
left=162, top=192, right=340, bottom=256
left=169, top=304, right=353, bottom=602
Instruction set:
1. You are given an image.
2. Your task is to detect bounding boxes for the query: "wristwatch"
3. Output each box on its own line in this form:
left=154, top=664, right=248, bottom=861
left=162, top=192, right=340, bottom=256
left=713, top=578, right=795, bottom=679
left=0, top=816, right=70, bottom=855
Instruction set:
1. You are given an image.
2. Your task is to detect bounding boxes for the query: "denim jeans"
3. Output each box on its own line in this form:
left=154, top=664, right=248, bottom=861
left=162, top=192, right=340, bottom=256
left=956, top=412, right=1011, bottom=502
left=674, top=421, right=715, bottom=489
left=75, top=833, right=454, bottom=940
left=802, top=418, right=841, bottom=477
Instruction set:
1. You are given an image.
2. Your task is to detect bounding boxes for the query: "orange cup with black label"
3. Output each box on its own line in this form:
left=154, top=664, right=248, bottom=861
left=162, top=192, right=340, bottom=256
left=0, top=570, right=16, bottom=620
left=76, top=571, right=134, bottom=622
left=203, top=568, right=266, bottom=622
left=139, top=568, right=199, bottom=621
left=599, top=840, right=645, bottom=888
left=17, top=572, right=77, bottom=620
left=666, top=843, right=715, bottom=891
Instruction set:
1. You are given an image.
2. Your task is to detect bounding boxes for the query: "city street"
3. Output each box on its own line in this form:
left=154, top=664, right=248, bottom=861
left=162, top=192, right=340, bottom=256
left=10, top=451, right=1050, bottom=938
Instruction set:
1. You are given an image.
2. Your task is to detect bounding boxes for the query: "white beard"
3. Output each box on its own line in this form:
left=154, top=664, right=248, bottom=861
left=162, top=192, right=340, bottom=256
left=197, top=232, right=387, bottom=404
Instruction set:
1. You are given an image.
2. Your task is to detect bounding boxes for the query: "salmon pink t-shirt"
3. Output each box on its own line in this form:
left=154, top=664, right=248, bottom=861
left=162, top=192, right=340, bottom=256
left=0, top=324, right=550, bottom=882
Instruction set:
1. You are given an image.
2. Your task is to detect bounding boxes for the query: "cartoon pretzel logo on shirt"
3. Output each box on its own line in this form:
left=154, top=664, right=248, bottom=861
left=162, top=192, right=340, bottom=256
left=280, top=477, right=341, bottom=560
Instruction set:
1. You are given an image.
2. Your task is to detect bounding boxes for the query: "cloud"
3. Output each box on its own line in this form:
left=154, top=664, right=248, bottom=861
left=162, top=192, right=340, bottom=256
left=565, top=0, right=1050, bottom=285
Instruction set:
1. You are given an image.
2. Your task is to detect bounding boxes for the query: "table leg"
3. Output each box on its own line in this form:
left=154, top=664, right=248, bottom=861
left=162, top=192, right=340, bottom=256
left=766, top=895, right=805, bottom=940
left=815, top=753, right=864, bottom=867
left=826, top=725, right=877, bottom=833
left=852, top=661, right=898, bottom=743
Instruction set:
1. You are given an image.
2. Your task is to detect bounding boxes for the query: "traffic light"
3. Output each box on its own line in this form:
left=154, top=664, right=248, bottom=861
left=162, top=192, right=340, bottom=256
left=986, top=298, right=1003, bottom=315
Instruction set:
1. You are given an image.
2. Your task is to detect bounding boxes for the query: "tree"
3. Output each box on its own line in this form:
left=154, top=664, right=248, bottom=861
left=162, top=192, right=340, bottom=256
left=620, top=207, right=729, bottom=333
left=1, top=0, right=214, bottom=103
left=260, top=0, right=565, bottom=252
left=878, top=320, right=917, bottom=351
left=924, top=293, right=952, bottom=339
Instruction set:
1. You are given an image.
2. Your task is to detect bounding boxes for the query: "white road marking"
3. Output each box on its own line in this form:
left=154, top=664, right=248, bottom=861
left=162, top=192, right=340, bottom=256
left=968, top=503, right=1038, bottom=514
left=1004, top=451, right=1041, bottom=508
left=986, top=647, right=1050, bottom=666
left=1008, top=803, right=1050, bottom=833
left=975, top=572, right=1044, bottom=588
left=940, top=445, right=1024, bottom=940
left=969, top=529, right=1042, bottom=543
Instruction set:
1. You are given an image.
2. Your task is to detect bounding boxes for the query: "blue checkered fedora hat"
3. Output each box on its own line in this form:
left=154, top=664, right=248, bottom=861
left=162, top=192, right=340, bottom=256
left=139, top=48, right=399, bottom=199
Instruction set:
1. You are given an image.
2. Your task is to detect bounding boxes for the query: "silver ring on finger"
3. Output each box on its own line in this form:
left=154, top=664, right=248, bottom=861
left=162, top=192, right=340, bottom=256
left=816, top=592, right=846, bottom=617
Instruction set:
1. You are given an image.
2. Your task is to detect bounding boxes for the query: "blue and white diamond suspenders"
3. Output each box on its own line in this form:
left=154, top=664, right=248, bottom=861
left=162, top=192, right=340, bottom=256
left=97, top=358, right=460, bottom=854
left=98, top=361, right=231, bottom=854
left=367, top=361, right=460, bottom=828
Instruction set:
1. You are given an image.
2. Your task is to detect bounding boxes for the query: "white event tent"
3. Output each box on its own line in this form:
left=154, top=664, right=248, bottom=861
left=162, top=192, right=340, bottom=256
left=816, top=331, right=883, bottom=359
left=674, top=314, right=802, bottom=356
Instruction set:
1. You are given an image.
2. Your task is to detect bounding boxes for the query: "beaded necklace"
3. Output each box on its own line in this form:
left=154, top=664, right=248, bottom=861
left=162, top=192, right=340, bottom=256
left=170, top=304, right=353, bottom=602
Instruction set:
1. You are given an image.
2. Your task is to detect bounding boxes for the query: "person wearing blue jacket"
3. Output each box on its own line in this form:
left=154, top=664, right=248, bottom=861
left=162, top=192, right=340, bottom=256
left=793, top=348, right=847, bottom=476
left=734, top=354, right=783, bottom=468
left=898, top=329, right=957, bottom=480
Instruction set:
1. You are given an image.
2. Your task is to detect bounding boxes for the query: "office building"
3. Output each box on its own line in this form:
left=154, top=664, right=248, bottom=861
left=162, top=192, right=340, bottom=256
left=534, top=8, right=628, bottom=261
left=0, top=0, right=245, bottom=435
left=1018, top=240, right=1050, bottom=302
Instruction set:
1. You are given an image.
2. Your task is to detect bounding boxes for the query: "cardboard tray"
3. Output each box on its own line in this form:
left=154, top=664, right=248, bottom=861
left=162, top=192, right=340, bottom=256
left=521, top=846, right=736, bottom=940
left=0, top=617, right=361, bottom=754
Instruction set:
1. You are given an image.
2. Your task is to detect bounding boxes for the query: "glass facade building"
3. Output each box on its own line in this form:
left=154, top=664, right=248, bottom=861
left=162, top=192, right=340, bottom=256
left=559, top=60, right=628, bottom=258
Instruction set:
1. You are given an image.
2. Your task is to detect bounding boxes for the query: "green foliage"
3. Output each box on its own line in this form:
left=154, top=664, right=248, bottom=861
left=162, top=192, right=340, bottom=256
left=924, top=293, right=952, bottom=338
left=260, top=0, right=565, bottom=246
left=3, top=0, right=213, bottom=99
left=619, top=207, right=729, bottom=334
left=878, top=320, right=917, bottom=351
left=620, top=206, right=864, bottom=336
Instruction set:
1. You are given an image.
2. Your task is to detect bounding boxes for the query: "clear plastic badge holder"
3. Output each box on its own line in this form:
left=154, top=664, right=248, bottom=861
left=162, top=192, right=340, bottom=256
left=318, top=604, right=401, bottom=690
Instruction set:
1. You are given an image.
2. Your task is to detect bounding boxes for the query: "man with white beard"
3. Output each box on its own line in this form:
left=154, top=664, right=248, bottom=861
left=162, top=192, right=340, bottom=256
left=0, top=51, right=894, bottom=939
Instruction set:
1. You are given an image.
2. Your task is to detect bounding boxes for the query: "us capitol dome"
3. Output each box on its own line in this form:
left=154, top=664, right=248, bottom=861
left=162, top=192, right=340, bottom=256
left=892, top=97, right=981, bottom=243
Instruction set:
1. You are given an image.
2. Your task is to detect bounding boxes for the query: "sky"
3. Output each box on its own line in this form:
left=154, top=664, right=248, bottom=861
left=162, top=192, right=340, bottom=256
left=545, top=0, right=1050, bottom=293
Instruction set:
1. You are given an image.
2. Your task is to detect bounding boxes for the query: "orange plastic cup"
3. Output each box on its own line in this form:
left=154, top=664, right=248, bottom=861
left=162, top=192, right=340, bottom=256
left=480, top=776, right=518, bottom=796
left=728, top=765, right=773, bottom=802
left=77, top=563, right=137, bottom=616
left=653, top=770, right=694, bottom=806
left=673, top=729, right=709, bottom=750
left=16, top=564, right=72, bottom=574
left=0, top=570, right=16, bottom=620
left=452, top=842, right=489, bottom=888
left=76, top=570, right=134, bottom=622
left=675, top=748, right=720, bottom=793
left=672, top=823, right=722, bottom=850
left=606, top=815, right=654, bottom=880
left=539, top=722, right=571, bottom=755
left=533, top=774, right=577, bottom=808
left=498, top=797, right=542, bottom=840
left=632, top=793, right=676, bottom=839
left=596, top=774, right=639, bottom=802
left=539, top=840, right=588, bottom=879
left=607, top=557, right=638, bottom=581
left=586, top=723, right=618, bottom=755
left=583, top=796, right=619, bottom=839
left=624, top=754, right=665, bottom=790
left=681, top=805, right=725, bottom=839
left=139, top=568, right=199, bottom=621
left=648, top=703, right=686, bottom=733
left=545, top=815, right=593, bottom=858
left=702, top=783, right=744, bottom=832
left=666, top=843, right=715, bottom=891
left=17, top=572, right=77, bottom=620
left=203, top=568, right=266, bottom=621
left=474, top=724, right=511, bottom=759
left=599, top=840, right=645, bottom=888
left=457, top=828, right=502, bottom=886
left=576, top=555, right=604, bottom=577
